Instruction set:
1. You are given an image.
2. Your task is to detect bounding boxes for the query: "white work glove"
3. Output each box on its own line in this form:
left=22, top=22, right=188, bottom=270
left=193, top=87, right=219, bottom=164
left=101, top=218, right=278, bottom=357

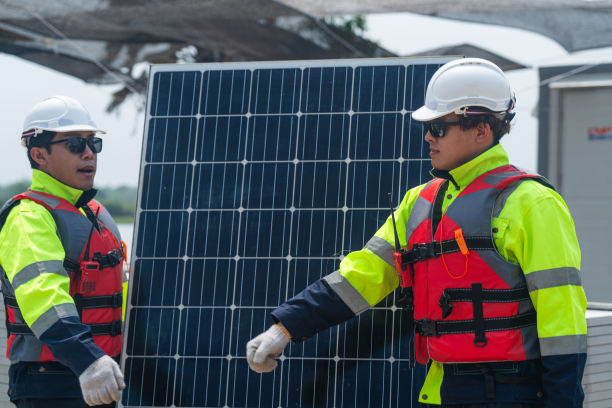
left=246, top=324, right=290, bottom=373
left=78, top=355, right=126, bottom=406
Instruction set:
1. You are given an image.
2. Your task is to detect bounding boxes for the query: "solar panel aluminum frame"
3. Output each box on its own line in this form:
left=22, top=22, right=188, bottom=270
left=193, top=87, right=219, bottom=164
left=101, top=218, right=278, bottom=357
left=122, top=56, right=455, bottom=408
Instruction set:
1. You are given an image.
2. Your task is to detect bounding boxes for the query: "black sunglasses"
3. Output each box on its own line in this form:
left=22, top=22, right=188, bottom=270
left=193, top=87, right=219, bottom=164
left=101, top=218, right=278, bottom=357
left=47, top=137, right=103, bottom=154
left=423, top=121, right=461, bottom=138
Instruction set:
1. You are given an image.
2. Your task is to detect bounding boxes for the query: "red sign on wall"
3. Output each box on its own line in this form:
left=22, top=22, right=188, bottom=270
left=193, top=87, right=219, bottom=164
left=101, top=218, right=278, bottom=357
left=588, top=126, right=612, bottom=140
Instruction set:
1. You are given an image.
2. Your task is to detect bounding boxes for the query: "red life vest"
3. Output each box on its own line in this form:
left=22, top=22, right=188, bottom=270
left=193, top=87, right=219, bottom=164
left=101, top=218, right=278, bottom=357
left=1, top=190, right=124, bottom=361
left=404, top=165, right=551, bottom=365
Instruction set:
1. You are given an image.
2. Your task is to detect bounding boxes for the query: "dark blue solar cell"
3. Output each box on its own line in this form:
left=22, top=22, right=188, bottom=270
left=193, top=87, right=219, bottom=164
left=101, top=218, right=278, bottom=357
left=350, top=113, right=403, bottom=160
left=178, top=308, right=231, bottom=356
left=336, top=360, right=391, bottom=407
left=122, top=357, right=175, bottom=407
left=353, top=65, right=405, bottom=112
left=336, top=309, right=393, bottom=359
left=405, top=115, right=428, bottom=159
left=230, top=307, right=270, bottom=356
left=201, top=69, right=251, bottom=115
left=126, top=308, right=179, bottom=356
left=301, top=67, right=352, bottom=113
left=250, top=68, right=301, bottom=114
left=183, top=259, right=235, bottom=306
left=393, top=361, right=429, bottom=408
left=227, top=359, right=282, bottom=408
left=280, top=359, right=336, bottom=407
left=141, top=164, right=192, bottom=210
left=174, top=358, right=229, bottom=407
left=131, top=259, right=183, bottom=306
left=405, top=63, right=443, bottom=112
left=196, top=116, right=247, bottom=162
left=247, top=115, right=298, bottom=161
left=136, top=211, right=188, bottom=257
left=344, top=209, right=389, bottom=253
left=286, top=259, right=340, bottom=300
left=150, top=71, right=201, bottom=116
left=235, top=259, right=287, bottom=307
left=243, top=163, right=294, bottom=209
left=285, top=325, right=337, bottom=359
left=297, top=114, right=350, bottom=160
left=403, top=160, right=431, bottom=193
left=284, top=259, right=341, bottom=355
left=346, top=161, right=401, bottom=208
left=146, top=118, right=197, bottom=163
left=294, top=162, right=346, bottom=209
left=291, top=210, right=343, bottom=257
left=393, top=308, right=416, bottom=360
left=238, top=210, right=291, bottom=257
left=187, top=210, right=240, bottom=257
left=191, top=163, right=242, bottom=209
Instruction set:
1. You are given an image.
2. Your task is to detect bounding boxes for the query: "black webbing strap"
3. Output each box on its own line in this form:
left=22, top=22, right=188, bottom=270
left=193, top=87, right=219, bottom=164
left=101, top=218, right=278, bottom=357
left=89, top=320, right=122, bottom=336
left=77, top=293, right=123, bottom=309
left=415, top=311, right=537, bottom=337
left=92, top=249, right=123, bottom=270
left=63, top=258, right=80, bottom=273
left=5, top=320, right=122, bottom=337
left=4, top=293, right=122, bottom=337
left=400, top=237, right=494, bottom=265
left=64, top=250, right=123, bottom=274
left=4, top=293, right=121, bottom=310
left=471, top=283, right=487, bottom=347
left=441, top=286, right=531, bottom=303
left=439, top=286, right=531, bottom=318
left=3, top=296, right=18, bottom=308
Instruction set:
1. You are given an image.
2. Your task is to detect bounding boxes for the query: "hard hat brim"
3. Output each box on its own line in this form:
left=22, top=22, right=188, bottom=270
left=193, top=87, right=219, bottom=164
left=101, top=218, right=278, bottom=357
left=411, top=106, right=449, bottom=122
left=27, top=124, right=107, bottom=135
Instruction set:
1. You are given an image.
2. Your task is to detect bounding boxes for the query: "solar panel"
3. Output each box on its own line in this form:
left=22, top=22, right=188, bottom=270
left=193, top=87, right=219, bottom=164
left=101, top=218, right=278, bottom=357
left=122, top=57, right=451, bottom=408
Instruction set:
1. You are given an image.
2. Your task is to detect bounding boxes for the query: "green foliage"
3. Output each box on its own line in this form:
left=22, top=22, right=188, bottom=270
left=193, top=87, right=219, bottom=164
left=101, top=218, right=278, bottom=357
left=94, top=185, right=137, bottom=220
left=0, top=180, right=137, bottom=221
left=324, top=15, right=367, bottom=36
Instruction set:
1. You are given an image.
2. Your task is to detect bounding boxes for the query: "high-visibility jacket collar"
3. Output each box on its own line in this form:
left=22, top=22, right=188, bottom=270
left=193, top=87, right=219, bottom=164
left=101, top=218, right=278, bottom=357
left=30, top=169, right=96, bottom=206
left=429, top=143, right=510, bottom=191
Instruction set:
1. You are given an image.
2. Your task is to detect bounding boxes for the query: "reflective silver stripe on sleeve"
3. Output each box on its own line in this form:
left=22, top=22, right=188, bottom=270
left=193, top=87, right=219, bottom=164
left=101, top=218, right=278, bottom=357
left=323, top=271, right=370, bottom=316
left=525, top=267, right=582, bottom=292
left=539, top=334, right=587, bottom=356
left=11, top=260, right=68, bottom=291
left=29, top=302, right=79, bottom=338
left=365, top=236, right=395, bottom=268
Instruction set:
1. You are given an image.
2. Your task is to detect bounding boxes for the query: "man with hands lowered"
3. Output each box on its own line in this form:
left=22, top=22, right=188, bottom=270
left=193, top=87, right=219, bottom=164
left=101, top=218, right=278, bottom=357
left=0, top=96, right=128, bottom=407
left=247, top=58, right=587, bottom=407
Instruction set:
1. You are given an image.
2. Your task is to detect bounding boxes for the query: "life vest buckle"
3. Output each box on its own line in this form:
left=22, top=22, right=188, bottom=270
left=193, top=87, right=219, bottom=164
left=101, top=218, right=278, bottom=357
left=415, top=319, right=439, bottom=337
left=411, top=243, right=435, bottom=262
left=438, top=291, right=453, bottom=318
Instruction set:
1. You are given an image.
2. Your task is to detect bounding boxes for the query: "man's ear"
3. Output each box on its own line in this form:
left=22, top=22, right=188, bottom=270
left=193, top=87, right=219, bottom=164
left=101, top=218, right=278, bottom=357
left=475, top=121, right=493, bottom=145
left=29, top=146, right=49, bottom=167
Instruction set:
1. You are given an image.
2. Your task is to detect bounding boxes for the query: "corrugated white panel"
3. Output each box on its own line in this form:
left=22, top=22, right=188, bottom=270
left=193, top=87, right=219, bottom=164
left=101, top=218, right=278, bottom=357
left=584, top=310, right=612, bottom=408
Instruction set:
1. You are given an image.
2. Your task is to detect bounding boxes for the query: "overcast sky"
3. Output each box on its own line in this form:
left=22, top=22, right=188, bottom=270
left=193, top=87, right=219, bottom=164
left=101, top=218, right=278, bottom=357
left=1, top=11, right=611, bottom=187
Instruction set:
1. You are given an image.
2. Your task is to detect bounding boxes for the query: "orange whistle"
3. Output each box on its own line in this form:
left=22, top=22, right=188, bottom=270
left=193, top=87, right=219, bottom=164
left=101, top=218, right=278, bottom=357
left=454, top=229, right=469, bottom=256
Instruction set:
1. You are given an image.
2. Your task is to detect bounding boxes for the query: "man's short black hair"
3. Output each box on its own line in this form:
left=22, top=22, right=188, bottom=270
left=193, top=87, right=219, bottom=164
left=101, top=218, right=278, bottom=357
left=24, top=131, right=56, bottom=169
left=458, top=108, right=513, bottom=143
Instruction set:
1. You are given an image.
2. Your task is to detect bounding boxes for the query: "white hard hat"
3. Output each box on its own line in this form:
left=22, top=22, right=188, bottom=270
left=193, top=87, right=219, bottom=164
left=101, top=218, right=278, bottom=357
left=21, top=95, right=106, bottom=138
left=412, top=58, right=515, bottom=122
